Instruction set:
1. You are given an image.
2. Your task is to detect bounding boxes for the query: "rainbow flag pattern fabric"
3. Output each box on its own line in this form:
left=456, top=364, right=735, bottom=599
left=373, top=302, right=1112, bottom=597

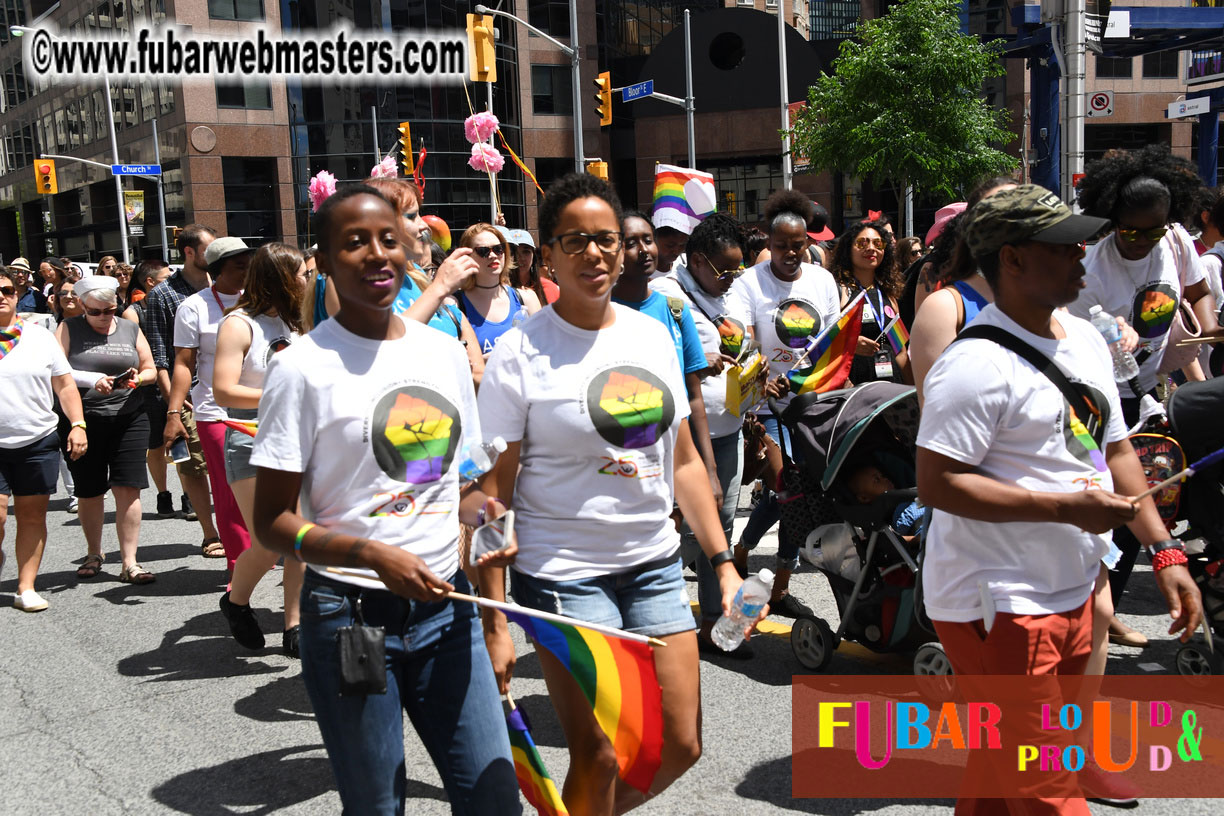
left=507, top=705, right=570, bottom=816
left=0, top=317, right=24, bottom=362
left=502, top=609, right=664, bottom=794
left=383, top=392, right=454, bottom=484
left=599, top=371, right=665, bottom=449
left=1068, top=407, right=1108, bottom=472
left=651, top=164, right=716, bottom=233
left=786, top=292, right=865, bottom=395
left=880, top=315, right=910, bottom=356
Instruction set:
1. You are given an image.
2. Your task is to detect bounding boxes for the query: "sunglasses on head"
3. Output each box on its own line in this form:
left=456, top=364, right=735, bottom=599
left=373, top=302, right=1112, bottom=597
left=473, top=245, right=505, bottom=259
left=85, top=306, right=118, bottom=317
left=854, top=236, right=886, bottom=252
left=1116, top=225, right=1168, bottom=243
left=0, top=285, right=16, bottom=297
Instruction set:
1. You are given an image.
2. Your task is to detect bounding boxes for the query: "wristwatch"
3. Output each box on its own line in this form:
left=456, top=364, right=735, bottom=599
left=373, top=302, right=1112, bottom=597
left=1148, top=539, right=1185, bottom=555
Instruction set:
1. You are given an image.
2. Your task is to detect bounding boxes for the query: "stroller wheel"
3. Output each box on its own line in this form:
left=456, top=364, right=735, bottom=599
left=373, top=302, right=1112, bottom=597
left=1175, top=643, right=1223, bottom=676
left=913, top=642, right=954, bottom=676
left=791, top=615, right=836, bottom=671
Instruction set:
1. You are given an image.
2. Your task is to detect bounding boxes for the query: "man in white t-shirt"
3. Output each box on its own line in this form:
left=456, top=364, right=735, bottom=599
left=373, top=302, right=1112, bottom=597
left=918, top=187, right=1203, bottom=810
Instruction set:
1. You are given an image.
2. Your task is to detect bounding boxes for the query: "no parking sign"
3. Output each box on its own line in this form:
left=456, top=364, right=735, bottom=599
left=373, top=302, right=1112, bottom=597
left=1086, top=90, right=1114, bottom=118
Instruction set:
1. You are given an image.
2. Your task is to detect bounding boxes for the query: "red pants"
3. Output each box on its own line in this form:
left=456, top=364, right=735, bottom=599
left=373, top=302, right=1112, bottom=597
left=934, top=598, right=1094, bottom=816
left=196, top=419, right=250, bottom=570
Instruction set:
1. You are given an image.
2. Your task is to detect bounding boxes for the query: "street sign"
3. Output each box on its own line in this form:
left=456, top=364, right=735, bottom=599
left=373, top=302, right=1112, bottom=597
left=1167, top=97, right=1211, bottom=119
left=621, top=80, right=654, bottom=102
left=111, top=164, right=161, bottom=175
left=1086, top=91, right=1113, bottom=118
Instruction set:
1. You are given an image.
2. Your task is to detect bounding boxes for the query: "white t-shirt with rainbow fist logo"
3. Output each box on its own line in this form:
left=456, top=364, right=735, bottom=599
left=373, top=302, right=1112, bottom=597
left=478, top=304, right=690, bottom=581
left=251, top=314, right=479, bottom=586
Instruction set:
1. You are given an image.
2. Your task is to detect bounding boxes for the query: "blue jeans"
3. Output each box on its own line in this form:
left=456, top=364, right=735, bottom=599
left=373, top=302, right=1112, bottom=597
left=298, top=569, right=521, bottom=816
left=679, top=431, right=743, bottom=622
left=738, top=416, right=800, bottom=571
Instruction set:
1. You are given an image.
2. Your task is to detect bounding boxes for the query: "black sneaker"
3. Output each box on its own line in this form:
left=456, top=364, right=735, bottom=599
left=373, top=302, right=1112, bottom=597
left=156, top=491, right=175, bottom=518
left=282, top=626, right=301, bottom=659
left=219, top=592, right=265, bottom=649
left=181, top=493, right=197, bottom=521
left=769, top=593, right=814, bottom=619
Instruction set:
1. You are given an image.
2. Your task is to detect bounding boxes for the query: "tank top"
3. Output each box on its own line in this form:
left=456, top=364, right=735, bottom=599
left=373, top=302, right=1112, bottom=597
left=950, top=278, right=988, bottom=329
left=65, top=316, right=141, bottom=416
left=222, top=309, right=297, bottom=421
left=458, top=286, right=524, bottom=355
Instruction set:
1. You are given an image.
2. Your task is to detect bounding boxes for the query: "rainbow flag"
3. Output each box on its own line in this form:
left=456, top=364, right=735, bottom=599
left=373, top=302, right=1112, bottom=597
left=507, top=703, right=570, bottom=816
left=786, top=292, right=865, bottom=395
left=502, top=609, right=663, bottom=794
left=651, top=164, right=716, bottom=233
left=222, top=418, right=258, bottom=438
left=879, top=314, right=909, bottom=356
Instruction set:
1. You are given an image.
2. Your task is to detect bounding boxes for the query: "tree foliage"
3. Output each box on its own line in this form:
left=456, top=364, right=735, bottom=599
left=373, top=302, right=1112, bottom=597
left=789, top=0, right=1017, bottom=200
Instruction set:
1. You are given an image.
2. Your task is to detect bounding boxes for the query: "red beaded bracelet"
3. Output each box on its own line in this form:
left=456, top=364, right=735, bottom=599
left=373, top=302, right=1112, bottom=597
left=1152, top=548, right=1189, bottom=572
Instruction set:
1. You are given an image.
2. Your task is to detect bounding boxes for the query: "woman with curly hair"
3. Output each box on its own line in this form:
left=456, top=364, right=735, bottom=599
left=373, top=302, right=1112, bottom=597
left=829, top=220, right=906, bottom=384
left=1069, top=145, right=1221, bottom=420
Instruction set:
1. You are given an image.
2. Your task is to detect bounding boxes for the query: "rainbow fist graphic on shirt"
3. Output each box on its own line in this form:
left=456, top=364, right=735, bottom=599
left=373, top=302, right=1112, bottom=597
left=587, top=367, right=676, bottom=450
left=371, top=387, right=461, bottom=484
left=774, top=299, right=821, bottom=349
left=1132, top=283, right=1178, bottom=340
left=714, top=315, right=746, bottom=359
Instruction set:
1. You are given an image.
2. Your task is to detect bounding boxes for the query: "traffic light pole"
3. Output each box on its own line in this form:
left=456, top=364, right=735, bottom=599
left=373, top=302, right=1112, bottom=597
left=152, top=118, right=169, bottom=262
left=103, top=74, right=131, bottom=265
left=476, top=3, right=584, bottom=173
left=684, top=9, right=695, bottom=171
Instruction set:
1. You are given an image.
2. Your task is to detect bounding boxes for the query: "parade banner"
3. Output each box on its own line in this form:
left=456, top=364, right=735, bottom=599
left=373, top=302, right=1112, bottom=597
left=124, top=190, right=145, bottom=236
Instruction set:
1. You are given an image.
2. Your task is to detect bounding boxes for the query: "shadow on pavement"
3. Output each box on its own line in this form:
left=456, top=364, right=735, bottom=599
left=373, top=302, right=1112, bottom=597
left=151, top=745, right=337, bottom=814
left=117, top=611, right=288, bottom=683
left=736, top=755, right=955, bottom=813
left=234, top=673, right=314, bottom=723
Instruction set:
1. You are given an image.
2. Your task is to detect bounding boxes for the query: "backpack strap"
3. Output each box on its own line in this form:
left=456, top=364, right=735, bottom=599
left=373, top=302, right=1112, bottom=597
left=665, top=296, right=686, bottom=326
left=956, top=324, right=1105, bottom=447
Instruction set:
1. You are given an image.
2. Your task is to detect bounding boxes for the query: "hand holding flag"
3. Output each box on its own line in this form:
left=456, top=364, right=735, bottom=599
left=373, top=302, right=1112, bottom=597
left=786, top=291, right=866, bottom=395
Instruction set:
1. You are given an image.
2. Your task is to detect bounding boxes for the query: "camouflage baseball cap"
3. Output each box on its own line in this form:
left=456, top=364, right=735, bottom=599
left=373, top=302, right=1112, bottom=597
left=963, top=184, right=1109, bottom=258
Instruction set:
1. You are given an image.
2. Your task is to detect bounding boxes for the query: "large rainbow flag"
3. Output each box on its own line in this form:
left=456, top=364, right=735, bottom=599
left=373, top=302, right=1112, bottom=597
left=651, top=164, right=717, bottom=233
left=786, top=291, right=865, bottom=395
left=501, top=609, right=664, bottom=794
left=507, top=702, right=570, bottom=816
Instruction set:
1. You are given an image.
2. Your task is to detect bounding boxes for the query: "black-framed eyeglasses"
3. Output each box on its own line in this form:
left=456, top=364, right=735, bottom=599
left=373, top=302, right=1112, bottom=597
left=1116, top=225, right=1168, bottom=243
left=695, top=252, right=744, bottom=282
left=85, top=306, right=117, bottom=317
left=473, top=245, right=505, bottom=259
left=548, top=231, right=623, bottom=255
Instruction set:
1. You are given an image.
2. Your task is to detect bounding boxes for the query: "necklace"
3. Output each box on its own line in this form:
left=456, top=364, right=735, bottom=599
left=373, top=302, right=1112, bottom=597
left=473, top=281, right=502, bottom=290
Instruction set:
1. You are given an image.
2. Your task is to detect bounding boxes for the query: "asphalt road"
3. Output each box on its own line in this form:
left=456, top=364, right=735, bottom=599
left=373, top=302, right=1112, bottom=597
left=2, top=474, right=1219, bottom=815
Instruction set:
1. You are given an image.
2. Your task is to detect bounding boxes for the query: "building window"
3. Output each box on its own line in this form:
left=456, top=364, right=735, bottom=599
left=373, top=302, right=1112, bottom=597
left=528, top=1, right=570, bottom=39
left=222, top=157, right=279, bottom=242
left=531, top=65, right=572, bottom=115
left=1095, top=55, right=1133, bottom=79
left=1143, top=51, right=1180, bottom=79
left=216, top=81, right=272, bottom=110
left=810, top=0, right=860, bottom=42
left=208, top=0, right=263, bottom=22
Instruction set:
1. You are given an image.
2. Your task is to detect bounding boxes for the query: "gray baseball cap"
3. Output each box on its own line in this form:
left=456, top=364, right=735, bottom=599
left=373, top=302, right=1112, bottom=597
left=203, top=236, right=255, bottom=269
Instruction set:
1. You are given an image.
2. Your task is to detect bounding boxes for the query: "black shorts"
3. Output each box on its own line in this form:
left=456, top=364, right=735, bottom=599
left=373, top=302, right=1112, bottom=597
left=0, top=431, right=60, bottom=497
left=63, top=411, right=150, bottom=498
left=145, top=392, right=168, bottom=449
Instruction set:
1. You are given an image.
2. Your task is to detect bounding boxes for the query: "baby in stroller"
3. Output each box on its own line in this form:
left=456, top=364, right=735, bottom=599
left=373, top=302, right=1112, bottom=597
left=846, top=461, right=926, bottom=540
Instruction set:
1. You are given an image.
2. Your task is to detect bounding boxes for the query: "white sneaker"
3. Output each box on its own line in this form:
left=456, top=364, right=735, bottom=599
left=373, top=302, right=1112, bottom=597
left=67, top=496, right=78, bottom=514
left=13, top=589, right=48, bottom=612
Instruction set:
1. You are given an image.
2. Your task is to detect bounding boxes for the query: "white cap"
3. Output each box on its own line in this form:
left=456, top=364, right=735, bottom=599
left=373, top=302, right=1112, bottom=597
left=757, top=568, right=775, bottom=584
left=73, top=275, right=119, bottom=300
left=490, top=436, right=508, bottom=453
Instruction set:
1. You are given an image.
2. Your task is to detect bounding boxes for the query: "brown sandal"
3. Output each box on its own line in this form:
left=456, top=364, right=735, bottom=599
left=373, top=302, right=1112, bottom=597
left=76, top=554, right=104, bottom=579
left=201, top=537, right=225, bottom=558
left=119, top=564, right=156, bottom=585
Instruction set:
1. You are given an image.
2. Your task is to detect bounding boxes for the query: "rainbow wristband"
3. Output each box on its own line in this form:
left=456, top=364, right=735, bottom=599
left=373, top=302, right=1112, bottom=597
left=294, top=523, right=316, bottom=562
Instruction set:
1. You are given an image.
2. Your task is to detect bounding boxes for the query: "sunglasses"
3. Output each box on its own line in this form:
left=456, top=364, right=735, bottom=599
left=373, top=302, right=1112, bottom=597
left=854, top=237, right=886, bottom=252
left=696, top=252, right=744, bottom=282
left=58, top=291, right=77, bottom=299
left=1116, top=225, right=1168, bottom=243
left=473, top=245, right=505, bottom=259
left=548, top=231, right=623, bottom=255
left=85, top=307, right=118, bottom=317
left=0, top=285, right=15, bottom=297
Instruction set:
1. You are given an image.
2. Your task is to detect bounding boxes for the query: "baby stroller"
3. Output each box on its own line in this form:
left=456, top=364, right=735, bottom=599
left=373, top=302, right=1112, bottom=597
left=771, top=381, right=949, bottom=675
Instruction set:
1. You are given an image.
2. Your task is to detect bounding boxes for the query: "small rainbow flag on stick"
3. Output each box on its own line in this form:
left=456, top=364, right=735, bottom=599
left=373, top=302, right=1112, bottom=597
left=222, top=418, right=259, bottom=438
left=878, top=314, right=910, bottom=356
left=651, top=164, right=717, bottom=233
left=787, top=291, right=865, bottom=395
left=506, top=695, right=570, bottom=816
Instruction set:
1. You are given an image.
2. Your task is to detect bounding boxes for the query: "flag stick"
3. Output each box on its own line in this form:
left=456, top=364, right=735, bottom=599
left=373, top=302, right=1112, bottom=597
left=791, top=290, right=866, bottom=370
left=322, top=567, right=666, bottom=647
left=1175, top=336, right=1224, bottom=347
left=1129, top=445, right=1224, bottom=505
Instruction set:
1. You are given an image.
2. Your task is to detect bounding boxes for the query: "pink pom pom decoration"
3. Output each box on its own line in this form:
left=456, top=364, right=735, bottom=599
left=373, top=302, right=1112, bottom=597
left=464, top=111, right=500, bottom=145
left=369, top=155, right=397, bottom=179
left=308, top=170, right=337, bottom=212
left=468, top=144, right=505, bottom=174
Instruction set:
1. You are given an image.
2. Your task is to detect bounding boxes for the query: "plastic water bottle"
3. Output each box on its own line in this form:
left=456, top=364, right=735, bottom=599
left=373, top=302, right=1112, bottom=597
left=1088, top=305, right=1140, bottom=383
left=710, top=568, right=774, bottom=652
left=511, top=307, right=530, bottom=328
left=457, top=437, right=507, bottom=482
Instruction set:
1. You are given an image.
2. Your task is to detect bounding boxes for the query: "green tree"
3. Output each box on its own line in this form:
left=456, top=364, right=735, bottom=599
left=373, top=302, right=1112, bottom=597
left=789, top=0, right=1017, bottom=207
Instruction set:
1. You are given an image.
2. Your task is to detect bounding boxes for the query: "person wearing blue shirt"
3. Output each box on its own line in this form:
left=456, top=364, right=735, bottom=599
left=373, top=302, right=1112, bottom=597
left=9, top=261, right=48, bottom=314
left=613, top=211, right=723, bottom=506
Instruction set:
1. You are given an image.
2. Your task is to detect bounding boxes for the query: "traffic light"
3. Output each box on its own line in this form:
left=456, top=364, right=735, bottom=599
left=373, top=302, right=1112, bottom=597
left=467, top=14, right=497, bottom=83
left=398, top=121, right=413, bottom=175
left=586, top=160, right=608, bottom=181
left=36, top=159, right=57, bottom=195
left=593, top=71, right=612, bottom=127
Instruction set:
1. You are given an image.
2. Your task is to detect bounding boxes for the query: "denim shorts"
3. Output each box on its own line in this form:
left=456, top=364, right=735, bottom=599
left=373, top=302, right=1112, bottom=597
left=223, top=427, right=256, bottom=482
left=509, top=554, right=695, bottom=637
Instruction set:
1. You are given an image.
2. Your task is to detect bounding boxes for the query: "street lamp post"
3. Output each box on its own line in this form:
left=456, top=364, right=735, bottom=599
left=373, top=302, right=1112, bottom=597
left=476, top=3, right=585, bottom=174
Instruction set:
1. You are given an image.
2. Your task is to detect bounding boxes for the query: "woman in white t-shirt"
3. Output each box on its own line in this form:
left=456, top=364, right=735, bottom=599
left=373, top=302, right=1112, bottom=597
left=249, top=185, right=520, bottom=814
left=726, top=188, right=840, bottom=619
left=213, top=242, right=309, bottom=658
left=0, top=269, right=88, bottom=612
left=477, top=174, right=758, bottom=815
